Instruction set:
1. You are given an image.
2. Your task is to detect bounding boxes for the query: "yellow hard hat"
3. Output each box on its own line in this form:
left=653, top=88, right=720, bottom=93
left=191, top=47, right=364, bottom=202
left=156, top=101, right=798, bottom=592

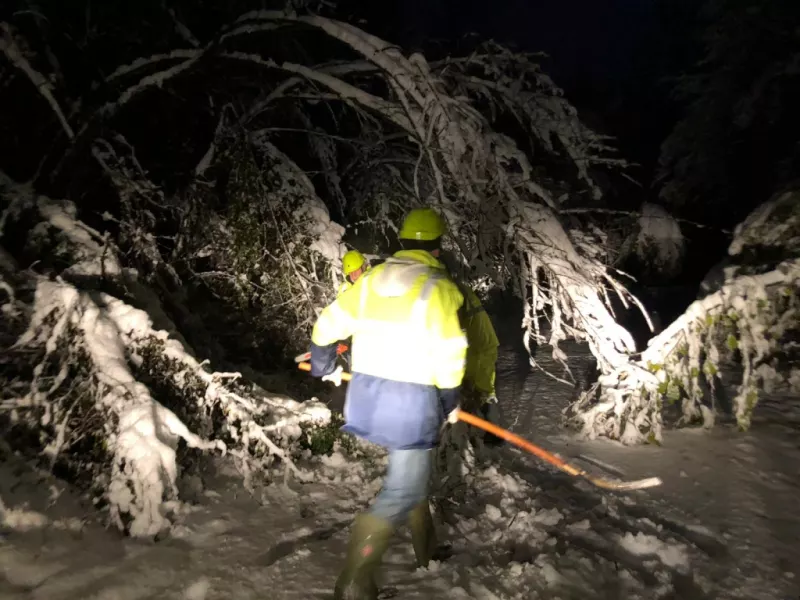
left=398, top=208, right=447, bottom=241
left=342, top=249, right=366, bottom=276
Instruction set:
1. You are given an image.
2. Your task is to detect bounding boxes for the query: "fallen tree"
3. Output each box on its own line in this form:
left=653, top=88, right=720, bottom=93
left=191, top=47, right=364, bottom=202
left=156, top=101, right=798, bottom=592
left=1, top=5, right=666, bottom=533
left=567, top=187, right=800, bottom=442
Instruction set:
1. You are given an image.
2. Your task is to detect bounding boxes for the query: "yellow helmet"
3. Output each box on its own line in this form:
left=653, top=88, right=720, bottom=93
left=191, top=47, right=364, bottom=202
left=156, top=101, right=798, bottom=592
left=398, top=207, right=447, bottom=241
left=342, top=249, right=366, bottom=276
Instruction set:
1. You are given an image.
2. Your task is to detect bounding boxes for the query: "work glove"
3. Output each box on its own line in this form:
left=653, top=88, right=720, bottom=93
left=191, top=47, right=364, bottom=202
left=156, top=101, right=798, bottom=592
left=321, top=365, right=344, bottom=387
left=309, top=341, right=338, bottom=377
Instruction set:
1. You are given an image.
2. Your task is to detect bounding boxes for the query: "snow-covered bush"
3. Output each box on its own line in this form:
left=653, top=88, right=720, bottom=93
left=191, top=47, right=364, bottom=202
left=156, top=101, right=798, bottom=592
left=567, top=187, right=800, bottom=441
left=600, top=0, right=800, bottom=443
left=562, top=203, right=686, bottom=285
left=632, top=203, right=685, bottom=279
left=177, top=138, right=345, bottom=362
left=0, top=178, right=332, bottom=537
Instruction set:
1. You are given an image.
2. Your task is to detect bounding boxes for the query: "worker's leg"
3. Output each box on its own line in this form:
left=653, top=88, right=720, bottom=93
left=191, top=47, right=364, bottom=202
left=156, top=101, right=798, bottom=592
left=480, top=396, right=505, bottom=446
left=372, top=449, right=443, bottom=568
left=407, top=499, right=441, bottom=568
left=370, top=448, right=433, bottom=524
left=334, top=449, right=432, bottom=599
left=333, top=512, right=394, bottom=600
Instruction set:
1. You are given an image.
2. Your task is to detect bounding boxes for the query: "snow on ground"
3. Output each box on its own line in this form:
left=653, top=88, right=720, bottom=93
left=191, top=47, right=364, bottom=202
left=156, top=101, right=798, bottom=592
left=1, top=330, right=799, bottom=599
left=496, top=333, right=800, bottom=600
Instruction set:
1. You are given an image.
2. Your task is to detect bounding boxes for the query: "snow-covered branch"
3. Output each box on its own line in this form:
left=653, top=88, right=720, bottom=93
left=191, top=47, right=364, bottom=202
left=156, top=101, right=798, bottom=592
left=221, top=13, right=643, bottom=394
left=0, top=22, right=74, bottom=139
left=3, top=10, right=660, bottom=448
left=568, top=190, right=800, bottom=442
left=161, top=2, right=200, bottom=47
left=7, top=273, right=329, bottom=536
left=0, top=175, right=333, bottom=536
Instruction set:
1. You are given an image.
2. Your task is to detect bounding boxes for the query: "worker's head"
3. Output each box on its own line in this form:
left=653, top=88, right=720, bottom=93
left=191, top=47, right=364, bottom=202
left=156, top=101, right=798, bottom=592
left=342, top=249, right=367, bottom=283
left=398, top=207, right=447, bottom=257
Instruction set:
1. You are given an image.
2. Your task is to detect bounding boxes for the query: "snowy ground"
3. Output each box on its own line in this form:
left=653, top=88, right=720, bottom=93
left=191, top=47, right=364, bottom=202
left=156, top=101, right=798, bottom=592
left=497, top=335, right=800, bottom=600
left=1, top=336, right=799, bottom=599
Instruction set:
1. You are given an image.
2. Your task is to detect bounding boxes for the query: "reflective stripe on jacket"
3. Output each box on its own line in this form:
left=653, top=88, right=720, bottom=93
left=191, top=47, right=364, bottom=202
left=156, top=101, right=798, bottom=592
left=310, top=250, right=467, bottom=449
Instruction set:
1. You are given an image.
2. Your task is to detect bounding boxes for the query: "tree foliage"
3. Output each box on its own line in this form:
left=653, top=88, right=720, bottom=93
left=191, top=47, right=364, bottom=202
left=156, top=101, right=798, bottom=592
left=2, top=3, right=642, bottom=374
left=657, top=0, right=800, bottom=227
left=567, top=186, right=800, bottom=442
left=0, top=176, right=334, bottom=536
left=12, top=0, right=791, bottom=537
left=2, top=0, right=663, bottom=532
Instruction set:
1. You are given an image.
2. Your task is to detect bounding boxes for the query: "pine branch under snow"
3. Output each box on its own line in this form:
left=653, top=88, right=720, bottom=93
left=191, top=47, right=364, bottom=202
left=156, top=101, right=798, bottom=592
left=9, top=274, right=331, bottom=536
left=3, top=11, right=672, bottom=449
left=15, top=280, right=222, bottom=535
left=235, top=14, right=643, bottom=379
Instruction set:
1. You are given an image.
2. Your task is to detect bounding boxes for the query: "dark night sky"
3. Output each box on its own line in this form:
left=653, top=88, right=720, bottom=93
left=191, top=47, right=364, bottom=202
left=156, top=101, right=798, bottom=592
left=343, top=0, right=655, bottom=80
left=399, top=0, right=654, bottom=79
left=340, top=0, right=699, bottom=182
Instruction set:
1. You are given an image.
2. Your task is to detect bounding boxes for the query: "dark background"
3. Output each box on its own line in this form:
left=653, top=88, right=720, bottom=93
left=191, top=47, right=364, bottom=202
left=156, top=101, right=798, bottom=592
left=338, top=0, right=701, bottom=188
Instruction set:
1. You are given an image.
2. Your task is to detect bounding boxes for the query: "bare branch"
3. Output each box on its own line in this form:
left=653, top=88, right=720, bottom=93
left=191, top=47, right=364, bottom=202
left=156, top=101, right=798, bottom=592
left=161, top=2, right=201, bottom=47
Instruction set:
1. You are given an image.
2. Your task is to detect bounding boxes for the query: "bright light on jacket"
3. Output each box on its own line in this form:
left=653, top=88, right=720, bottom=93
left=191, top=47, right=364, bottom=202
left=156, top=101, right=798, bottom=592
left=310, top=249, right=467, bottom=450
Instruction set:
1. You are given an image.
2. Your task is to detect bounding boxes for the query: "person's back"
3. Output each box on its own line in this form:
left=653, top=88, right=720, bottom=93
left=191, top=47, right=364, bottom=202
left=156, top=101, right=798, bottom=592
left=309, top=208, right=466, bottom=600
left=312, top=249, right=466, bottom=449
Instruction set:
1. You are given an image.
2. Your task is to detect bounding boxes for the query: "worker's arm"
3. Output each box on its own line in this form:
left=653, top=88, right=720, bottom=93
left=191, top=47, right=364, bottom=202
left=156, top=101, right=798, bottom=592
left=427, top=279, right=468, bottom=414
left=460, top=286, right=499, bottom=396
left=310, top=279, right=363, bottom=377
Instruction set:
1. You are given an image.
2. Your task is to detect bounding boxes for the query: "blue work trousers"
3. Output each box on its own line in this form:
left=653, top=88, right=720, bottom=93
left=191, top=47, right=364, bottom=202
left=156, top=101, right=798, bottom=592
left=369, top=448, right=433, bottom=525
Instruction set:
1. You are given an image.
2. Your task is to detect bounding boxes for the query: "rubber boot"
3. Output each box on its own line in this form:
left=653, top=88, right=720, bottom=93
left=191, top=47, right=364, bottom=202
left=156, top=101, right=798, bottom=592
left=408, top=500, right=453, bottom=568
left=408, top=501, right=437, bottom=568
left=333, top=513, right=394, bottom=600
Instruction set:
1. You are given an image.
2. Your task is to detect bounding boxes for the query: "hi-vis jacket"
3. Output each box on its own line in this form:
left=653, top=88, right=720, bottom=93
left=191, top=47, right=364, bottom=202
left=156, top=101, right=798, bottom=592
left=457, top=283, right=499, bottom=397
left=310, top=250, right=467, bottom=450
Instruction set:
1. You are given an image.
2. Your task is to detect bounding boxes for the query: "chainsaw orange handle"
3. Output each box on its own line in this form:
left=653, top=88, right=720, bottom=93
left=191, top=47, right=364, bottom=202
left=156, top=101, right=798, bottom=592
left=291, top=373, right=651, bottom=488
left=297, top=361, right=352, bottom=381
left=295, top=344, right=349, bottom=364
left=452, top=409, right=581, bottom=477
left=296, top=364, right=571, bottom=473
